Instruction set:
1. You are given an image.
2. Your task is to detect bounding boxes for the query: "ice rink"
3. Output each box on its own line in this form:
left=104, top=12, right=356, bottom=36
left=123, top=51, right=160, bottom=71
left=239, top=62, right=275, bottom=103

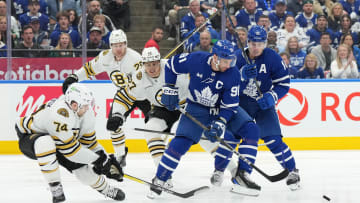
left=1, top=150, right=359, bottom=203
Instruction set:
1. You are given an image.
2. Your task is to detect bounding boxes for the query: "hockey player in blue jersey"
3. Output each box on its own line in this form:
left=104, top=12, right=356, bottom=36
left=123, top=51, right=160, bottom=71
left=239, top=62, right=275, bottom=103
left=235, top=25, right=300, bottom=191
left=147, top=40, right=260, bottom=198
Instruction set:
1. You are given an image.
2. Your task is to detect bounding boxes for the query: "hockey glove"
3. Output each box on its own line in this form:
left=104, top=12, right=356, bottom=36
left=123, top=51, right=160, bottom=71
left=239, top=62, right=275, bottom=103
left=106, top=113, right=125, bottom=131
left=62, top=74, right=78, bottom=94
left=240, top=64, right=257, bottom=81
left=256, top=91, right=278, bottom=110
left=92, top=150, right=111, bottom=175
left=204, top=119, right=226, bottom=143
left=106, top=154, right=124, bottom=182
left=161, top=84, right=179, bottom=111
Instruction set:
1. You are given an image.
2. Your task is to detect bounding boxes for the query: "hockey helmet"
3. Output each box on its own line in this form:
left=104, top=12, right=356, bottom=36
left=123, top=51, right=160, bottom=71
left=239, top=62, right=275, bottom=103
left=142, top=47, right=161, bottom=63
left=212, top=40, right=237, bottom=66
left=109, top=29, right=127, bottom=46
left=248, top=25, right=267, bottom=42
left=65, top=83, right=95, bottom=110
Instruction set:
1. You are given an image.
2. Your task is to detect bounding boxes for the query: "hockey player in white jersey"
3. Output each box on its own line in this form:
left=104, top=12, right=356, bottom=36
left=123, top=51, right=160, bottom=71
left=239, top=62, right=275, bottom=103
left=15, top=83, right=125, bottom=202
left=62, top=29, right=151, bottom=167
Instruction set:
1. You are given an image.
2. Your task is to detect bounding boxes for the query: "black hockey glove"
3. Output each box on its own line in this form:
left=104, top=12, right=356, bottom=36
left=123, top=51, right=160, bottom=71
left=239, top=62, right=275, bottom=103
left=92, top=150, right=111, bottom=175
left=62, top=74, right=78, bottom=94
left=106, top=113, right=125, bottom=131
left=106, top=154, right=124, bottom=182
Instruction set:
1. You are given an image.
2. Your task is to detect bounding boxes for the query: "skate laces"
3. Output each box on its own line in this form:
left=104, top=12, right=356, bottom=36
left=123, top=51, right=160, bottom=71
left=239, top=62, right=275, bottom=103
left=102, top=185, right=118, bottom=199
left=212, top=171, right=224, bottom=182
left=287, top=169, right=299, bottom=181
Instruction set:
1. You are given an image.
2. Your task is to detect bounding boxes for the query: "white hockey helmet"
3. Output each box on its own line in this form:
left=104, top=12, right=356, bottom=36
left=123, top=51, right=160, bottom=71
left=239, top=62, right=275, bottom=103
left=65, top=83, right=95, bottom=109
left=109, top=29, right=127, bottom=46
left=142, top=47, right=161, bottom=63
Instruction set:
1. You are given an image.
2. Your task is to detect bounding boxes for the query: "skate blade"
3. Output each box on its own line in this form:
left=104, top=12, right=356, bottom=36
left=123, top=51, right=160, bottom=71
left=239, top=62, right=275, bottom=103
left=288, top=182, right=301, bottom=191
left=230, top=185, right=260, bottom=197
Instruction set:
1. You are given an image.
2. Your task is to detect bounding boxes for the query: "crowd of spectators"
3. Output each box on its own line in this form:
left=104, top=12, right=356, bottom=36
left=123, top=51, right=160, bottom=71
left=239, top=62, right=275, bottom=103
left=1, top=0, right=360, bottom=79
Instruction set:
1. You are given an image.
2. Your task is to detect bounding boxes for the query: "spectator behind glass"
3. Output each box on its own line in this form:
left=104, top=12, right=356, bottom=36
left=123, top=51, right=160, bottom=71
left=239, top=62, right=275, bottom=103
left=327, top=3, right=345, bottom=32
left=67, top=9, right=79, bottom=32
left=29, top=16, right=50, bottom=49
left=0, top=16, right=16, bottom=47
left=286, top=36, right=307, bottom=71
left=180, top=0, right=211, bottom=39
left=280, top=51, right=298, bottom=78
left=13, top=25, right=43, bottom=57
left=333, top=14, right=359, bottom=47
left=102, top=0, right=131, bottom=32
left=287, top=0, right=304, bottom=16
left=49, top=32, right=77, bottom=57
left=165, top=0, right=190, bottom=40
left=331, top=43, right=359, bottom=78
left=14, top=0, right=48, bottom=18
left=236, top=27, right=248, bottom=49
left=144, top=26, right=164, bottom=52
left=225, top=15, right=237, bottom=45
left=193, top=30, right=212, bottom=52
left=78, top=0, right=115, bottom=34
left=0, top=31, right=6, bottom=57
left=267, top=30, right=280, bottom=53
left=340, top=0, right=360, bottom=21
left=306, top=14, right=335, bottom=49
left=297, top=53, right=325, bottom=78
left=235, top=0, right=263, bottom=29
left=311, top=32, right=337, bottom=76
left=47, top=0, right=81, bottom=26
left=19, top=0, right=49, bottom=32
left=313, top=0, right=334, bottom=16
left=295, top=0, right=317, bottom=32
left=257, top=14, right=271, bottom=32
left=50, top=11, right=81, bottom=48
left=0, top=1, right=20, bottom=40
left=86, top=26, right=109, bottom=57
left=92, top=14, right=111, bottom=46
left=269, top=0, right=293, bottom=31
left=341, top=32, right=360, bottom=71
left=276, top=15, right=309, bottom=51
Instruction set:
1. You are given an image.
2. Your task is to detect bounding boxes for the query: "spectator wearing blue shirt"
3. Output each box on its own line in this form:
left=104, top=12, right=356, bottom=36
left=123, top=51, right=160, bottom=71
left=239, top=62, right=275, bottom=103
left=306, top=14, right=335, bottom=49
left=340, top=0, right=360, bottom=21
left=235, top=0, right=263, bottom=29
left=180, top=0, right=211, bottom=39
left=280, top=51, right=298, bottom=78
left=257, top=14, right=271, bottom=32
left=256, top=0, right=277, bottom=15
left=225, top=15, right=237, bottom=45
left=295, top=0, right=318, bottom=32
left=269, top=0, right=293, bottom=30
left=19, top=0, right=49, bottom=32
left=334, top=14, right=359, bottom=47
left=286, top=36, right=307, bottom=71
left=28, top=16, right=50, bottom=49
left=341, top=32, right=360, bottom=72
left=49, top=11, right=81, bottom=48
left=14, top=0, right=48, bottom=18
left=297, top=53, right=325, bottom=78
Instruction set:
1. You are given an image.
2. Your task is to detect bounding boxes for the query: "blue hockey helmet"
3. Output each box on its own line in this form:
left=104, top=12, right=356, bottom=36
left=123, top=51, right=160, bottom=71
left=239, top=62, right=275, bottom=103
left=212, top=40, right=236, bottom=66
left=248, top=25, right=267, bottom=42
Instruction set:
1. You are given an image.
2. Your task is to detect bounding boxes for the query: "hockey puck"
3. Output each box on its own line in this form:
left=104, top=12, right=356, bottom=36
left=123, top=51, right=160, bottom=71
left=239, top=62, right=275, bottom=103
left=323, top=195, right=331, bottom=201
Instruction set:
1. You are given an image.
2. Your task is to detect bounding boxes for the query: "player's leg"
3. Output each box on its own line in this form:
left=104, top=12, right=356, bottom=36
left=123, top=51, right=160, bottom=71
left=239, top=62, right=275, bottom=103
left=257, top=108, right=300, bottom=190
left=17, top=130, right=65, bottom=203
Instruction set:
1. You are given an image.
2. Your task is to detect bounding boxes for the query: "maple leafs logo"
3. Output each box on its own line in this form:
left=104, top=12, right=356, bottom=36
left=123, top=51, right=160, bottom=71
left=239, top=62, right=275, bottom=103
left=194, top=86, right=218, bottom=107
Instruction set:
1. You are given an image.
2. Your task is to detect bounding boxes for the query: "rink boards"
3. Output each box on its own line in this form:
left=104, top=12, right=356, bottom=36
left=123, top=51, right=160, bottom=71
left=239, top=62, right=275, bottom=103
left=1, top=80, right=360, bottom=154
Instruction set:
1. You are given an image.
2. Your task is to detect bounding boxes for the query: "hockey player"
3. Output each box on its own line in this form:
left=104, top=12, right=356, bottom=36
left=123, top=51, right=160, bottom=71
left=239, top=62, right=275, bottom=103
left=62, top=29, right=150, bottom=167
left=235, top=25, right=300, bottom=190
left=148, top=40, right=260, bottom=198
left=15, top=83, right=125, bottom=202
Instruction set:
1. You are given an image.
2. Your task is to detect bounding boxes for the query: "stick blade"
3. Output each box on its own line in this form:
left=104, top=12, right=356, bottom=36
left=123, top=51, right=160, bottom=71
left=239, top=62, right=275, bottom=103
left=267, top=169, right=289, bottom=182
left=180, top=186, right=210, bottom=198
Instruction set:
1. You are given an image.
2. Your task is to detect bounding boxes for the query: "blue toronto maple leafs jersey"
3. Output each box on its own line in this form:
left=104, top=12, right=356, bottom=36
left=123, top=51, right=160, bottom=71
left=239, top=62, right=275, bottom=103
left=165, top=51, right=240, bottom=122
left=235, top=48, right=290, bottom=101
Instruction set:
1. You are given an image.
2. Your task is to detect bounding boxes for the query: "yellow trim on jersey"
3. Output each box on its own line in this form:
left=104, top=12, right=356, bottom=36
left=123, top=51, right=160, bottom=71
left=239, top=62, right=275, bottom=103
left=82, top=132, right=96, bottom=138
left=56, top=140, right=78, bottom=150
left=149, top=146, right=165, bottom=151
left=20, top=117, right=28, bottom=134
left=26, top=117, right=34, bottom=134
left=62, top=135, right=75, bottom=144
left=64, top=144, right=82, bottom=157
left=36, top=149, right=56, bottom=157
left=88, top=142, right=99, bottom=150
left=41, top=166, right=59, bottom=174
left=113, top=100, right=130, bottom=111
left=38, top=162, right=49, bottom=166
left=112, top=136, right=125, bottom=142
left=116, top=91, right=134, bottom=106
left=122, top=88, right=137, bottom=101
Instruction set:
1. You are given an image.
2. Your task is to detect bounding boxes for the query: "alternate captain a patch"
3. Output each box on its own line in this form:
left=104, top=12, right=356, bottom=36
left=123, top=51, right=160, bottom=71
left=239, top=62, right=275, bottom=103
left=57, top=108, right=69, bottom=118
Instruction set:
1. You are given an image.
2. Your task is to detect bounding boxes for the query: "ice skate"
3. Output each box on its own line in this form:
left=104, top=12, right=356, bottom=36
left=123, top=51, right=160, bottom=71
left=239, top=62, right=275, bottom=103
left=231, top=170, right=261, bottom=196
left=287, top=168, right=300, bottom=191
left=49, top=182, right=65, bottom=203
left=164, top=176, right=173, bottom=189
left=210, top=170, right=224, bottom=187
left=100, top=184, right=125, bottom=201
left=147, top=177, right=165, bottom=199
left=117, top=147, right=128, bottom=167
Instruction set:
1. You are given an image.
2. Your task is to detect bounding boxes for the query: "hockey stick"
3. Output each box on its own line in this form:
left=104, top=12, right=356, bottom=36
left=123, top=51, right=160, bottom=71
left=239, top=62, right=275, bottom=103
left=164, top=10, right=220, bottom=59
left=124, top=173, right=209, bottom=198
left=133, top=127, right=273, bottom=146
left=221, top=1, right=263, bottom=97
left=177, top=107, right=289, bottom=182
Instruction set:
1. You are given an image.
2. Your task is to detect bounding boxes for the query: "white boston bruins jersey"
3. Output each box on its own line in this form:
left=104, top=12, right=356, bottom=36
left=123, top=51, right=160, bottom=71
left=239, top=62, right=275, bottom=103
left=15, top=96, right=102, bottom=164
left=75, top=48, right=142, bottom=88
left=113, top=59, right=190, bottom=115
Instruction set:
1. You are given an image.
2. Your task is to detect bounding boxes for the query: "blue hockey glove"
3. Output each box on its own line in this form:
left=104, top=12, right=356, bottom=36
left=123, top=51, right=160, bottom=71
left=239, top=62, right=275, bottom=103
left=204, top=119, right=226, bottom=143
left=240, top=64, right=257, bottom=80
left=161, top=84, right=179, bottom=111
left=256, top=91, right=278, bottom=110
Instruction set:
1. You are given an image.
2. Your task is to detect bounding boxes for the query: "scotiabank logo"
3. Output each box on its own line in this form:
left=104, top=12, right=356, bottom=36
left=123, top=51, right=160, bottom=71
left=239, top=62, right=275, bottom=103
left=277, top=88, right=308, bottom=126
left=16, top=86, right=62, bottom=117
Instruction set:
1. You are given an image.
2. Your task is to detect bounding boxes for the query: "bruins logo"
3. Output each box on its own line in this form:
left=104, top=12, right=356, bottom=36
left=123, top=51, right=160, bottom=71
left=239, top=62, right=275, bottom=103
left=110, top=70, right=129, bottom=88
left=155, top=89, right=164, bottom=107
left=136, top=71, right=142, bottom=80
left=57, top=108, right=69, bottom=118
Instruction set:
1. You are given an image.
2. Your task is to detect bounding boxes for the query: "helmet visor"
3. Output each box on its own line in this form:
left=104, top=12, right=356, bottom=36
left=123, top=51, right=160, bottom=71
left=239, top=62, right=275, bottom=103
left=218, top=54, right=237, bottom=67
